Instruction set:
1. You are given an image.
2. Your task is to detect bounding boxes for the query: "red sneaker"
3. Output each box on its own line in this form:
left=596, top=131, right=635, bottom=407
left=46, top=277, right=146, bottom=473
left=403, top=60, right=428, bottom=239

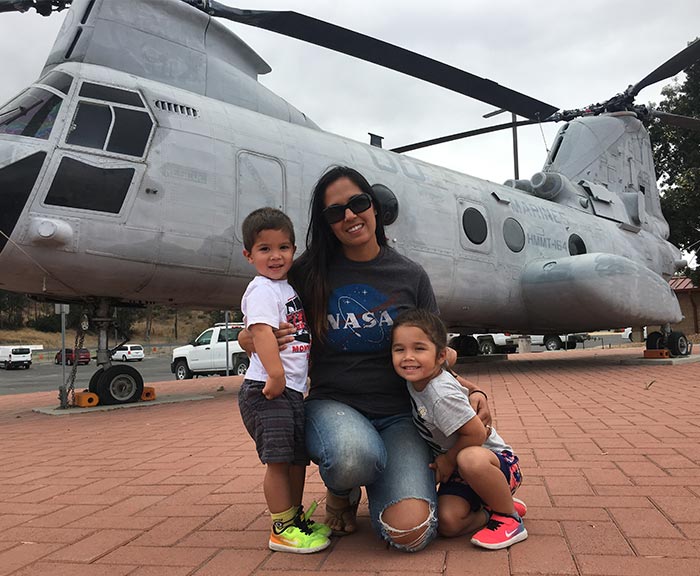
left=471, top=513, right=528, bottom=550
left=512, top=498, right=527, bottom=518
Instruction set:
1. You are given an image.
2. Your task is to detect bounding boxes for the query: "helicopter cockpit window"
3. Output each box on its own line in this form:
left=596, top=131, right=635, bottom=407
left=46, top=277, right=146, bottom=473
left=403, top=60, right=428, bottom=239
left=371, top=183, right=399, bottom=225
left=66, top=102, right=111, bottom=149
left=462, top=207, right=488, bottom=245
left=66, top=99, right=153, bottom=158
left=0, top=87, right=63, bottom=140
left=568, top=234, right=587, bottom=255
left=38, top=71, right=74, bottom=95
left=45, top=157, right=134, bottom=214
left=107, top=108, right=153, bottom=156
left=79, top=83, right=145, bottom=108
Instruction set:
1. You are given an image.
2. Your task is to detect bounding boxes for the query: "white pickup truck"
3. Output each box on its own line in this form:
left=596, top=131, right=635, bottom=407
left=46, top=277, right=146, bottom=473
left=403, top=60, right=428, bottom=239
left=171, top=323, right=249, bottom=380
left=0, top=346, right=32, bottom=369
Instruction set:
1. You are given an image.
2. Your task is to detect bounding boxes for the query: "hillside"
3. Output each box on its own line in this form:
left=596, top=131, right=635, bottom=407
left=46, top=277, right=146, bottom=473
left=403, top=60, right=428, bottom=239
left=0, top=310, right=216, bottom=350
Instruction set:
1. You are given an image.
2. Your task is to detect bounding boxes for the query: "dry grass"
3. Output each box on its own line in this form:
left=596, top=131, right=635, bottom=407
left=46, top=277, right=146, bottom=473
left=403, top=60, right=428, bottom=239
left=0, top=311, right=215, bottom=350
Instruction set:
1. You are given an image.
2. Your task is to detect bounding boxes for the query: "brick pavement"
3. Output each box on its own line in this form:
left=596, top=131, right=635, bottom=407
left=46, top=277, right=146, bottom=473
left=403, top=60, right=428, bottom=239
left=1, top=346, right=700, bottom=575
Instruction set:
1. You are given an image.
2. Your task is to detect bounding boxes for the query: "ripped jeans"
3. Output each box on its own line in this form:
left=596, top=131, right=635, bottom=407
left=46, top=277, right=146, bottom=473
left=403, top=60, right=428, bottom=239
left=305, top=399, right=438, bottom=551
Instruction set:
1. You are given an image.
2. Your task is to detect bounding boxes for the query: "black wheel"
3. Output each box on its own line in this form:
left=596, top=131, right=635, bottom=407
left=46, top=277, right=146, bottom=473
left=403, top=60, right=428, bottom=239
left=544, top=336, right=562, bottom=351
left=67, top=358, right=73, bottom=366
left=121, top=354, right=127, bottom=362
left=88, top=368, right=104, bottom=394
left=668, top=331, right=689, bottom=357
left=55, top=357, right=60, bottom=365
left=448, top=335, right=479, bottom=357
left=95, top=365, right=144, bottom=405
left=174, top=359, right=193, bottom=380
left=479, top=340, right=497, bottom=355
left=646, top=331, right=664, bottom=350
left=232, top=354, right=250, bottom=376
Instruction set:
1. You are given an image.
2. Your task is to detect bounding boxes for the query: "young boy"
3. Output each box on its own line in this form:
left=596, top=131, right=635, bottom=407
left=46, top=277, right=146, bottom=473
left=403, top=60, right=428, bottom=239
left=391, top=309, right=527, bottom=550
left=239, top=207, right=330, bottom=554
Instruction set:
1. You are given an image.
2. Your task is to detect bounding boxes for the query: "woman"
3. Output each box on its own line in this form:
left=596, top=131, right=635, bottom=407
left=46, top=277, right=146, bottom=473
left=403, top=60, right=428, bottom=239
left=243, top=166, right=491, bottom=551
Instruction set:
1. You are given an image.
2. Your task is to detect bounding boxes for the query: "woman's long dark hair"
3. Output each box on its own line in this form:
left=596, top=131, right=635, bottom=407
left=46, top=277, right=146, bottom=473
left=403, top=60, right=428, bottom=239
left=290, top=166, right=388, bottom=342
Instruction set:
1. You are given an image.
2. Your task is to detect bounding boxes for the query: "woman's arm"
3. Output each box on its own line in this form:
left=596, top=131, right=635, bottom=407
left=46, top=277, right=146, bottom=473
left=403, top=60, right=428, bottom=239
left=238, top=322, right=295, bottom=355
left=445, top=347, right=492, bottom=426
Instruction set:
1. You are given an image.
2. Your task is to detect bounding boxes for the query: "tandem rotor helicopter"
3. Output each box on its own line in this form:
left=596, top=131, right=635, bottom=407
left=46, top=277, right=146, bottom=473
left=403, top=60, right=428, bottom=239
left=1, top=0, right=699, bottom=405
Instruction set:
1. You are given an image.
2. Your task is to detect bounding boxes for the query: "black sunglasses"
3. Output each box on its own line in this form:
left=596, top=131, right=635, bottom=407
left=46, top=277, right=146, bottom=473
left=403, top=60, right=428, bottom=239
left=322, top=193, right=373, bottom=224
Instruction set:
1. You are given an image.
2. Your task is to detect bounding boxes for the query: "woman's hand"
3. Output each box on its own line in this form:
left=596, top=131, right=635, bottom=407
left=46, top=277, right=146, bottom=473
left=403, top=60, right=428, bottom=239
left=238, top=322, right=296, bottom=354
left=468, top=391, right=492, bottom=427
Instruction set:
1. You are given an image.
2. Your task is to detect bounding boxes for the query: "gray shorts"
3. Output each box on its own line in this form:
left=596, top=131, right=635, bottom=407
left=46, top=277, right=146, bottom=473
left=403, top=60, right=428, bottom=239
left=238, top=379, right=309, bottom=465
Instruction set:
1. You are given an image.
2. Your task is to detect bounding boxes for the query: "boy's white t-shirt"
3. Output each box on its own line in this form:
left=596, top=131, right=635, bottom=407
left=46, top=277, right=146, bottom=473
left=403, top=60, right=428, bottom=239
left=241, top=275, right=311, bottom=393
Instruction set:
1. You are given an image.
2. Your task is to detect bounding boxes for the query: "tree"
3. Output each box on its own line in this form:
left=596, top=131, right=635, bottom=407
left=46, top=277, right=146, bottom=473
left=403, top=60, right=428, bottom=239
left=0, top=290, right=28, bottom=329
left=649, top=47, right=700, bottom=263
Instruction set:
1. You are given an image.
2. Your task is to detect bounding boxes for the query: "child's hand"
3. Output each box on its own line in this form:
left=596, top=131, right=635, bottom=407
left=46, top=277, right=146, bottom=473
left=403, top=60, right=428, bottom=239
left=429, top=454, right=456, bottom=484
left=262, top=375, right=286, bottom=399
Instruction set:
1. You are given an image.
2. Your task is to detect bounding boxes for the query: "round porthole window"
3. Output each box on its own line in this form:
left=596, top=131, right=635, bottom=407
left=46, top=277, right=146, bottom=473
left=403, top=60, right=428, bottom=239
left=503, top=218, right=525, bottom=252
left=462, top=207, right=487, bottom=245
left=568, top=234, right=586, bottom=255
left=371, top=183, right=399, bottom=225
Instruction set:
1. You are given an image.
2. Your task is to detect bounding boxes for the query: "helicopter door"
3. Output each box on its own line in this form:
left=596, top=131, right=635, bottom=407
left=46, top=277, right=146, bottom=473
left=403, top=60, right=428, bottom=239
left=234, top=151, right=286, bottom=244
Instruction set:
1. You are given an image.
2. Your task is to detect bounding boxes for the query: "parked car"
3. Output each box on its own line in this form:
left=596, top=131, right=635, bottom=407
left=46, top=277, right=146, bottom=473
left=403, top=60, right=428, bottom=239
left=171, top=323, right=249, bottom=379
left=530, top=333, right=590, bottom=351
left=622, top=327, right=647, bottom=342
left=0, top=346, right=32, bottom=369
left=111, top=344, right=145, bottom=361
left=54, top=348, right=91, bottom=365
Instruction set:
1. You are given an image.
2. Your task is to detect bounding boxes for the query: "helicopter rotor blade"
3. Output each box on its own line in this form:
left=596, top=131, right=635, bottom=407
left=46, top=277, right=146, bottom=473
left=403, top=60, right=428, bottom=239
left=390, top=119, right=554, bottom=153
left=629, top=38, right=700, bottom=97
left=652, top=110, right=700, bottom=132
left=0, top=0, right=70, bottom=15
left=200, top=1, right=559, bottom=121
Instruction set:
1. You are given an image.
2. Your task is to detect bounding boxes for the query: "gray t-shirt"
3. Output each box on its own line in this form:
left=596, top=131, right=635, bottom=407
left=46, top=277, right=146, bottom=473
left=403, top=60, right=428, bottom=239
left=306, top=247, right=438, bottom=417
left=408, top=370, right=511, bottom=456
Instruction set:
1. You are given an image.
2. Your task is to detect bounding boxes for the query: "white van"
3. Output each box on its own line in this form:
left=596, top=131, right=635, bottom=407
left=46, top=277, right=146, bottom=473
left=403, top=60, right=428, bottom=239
left=0, top=346, right=32, bottom=369
left=111, top=344, right=145, bottom=362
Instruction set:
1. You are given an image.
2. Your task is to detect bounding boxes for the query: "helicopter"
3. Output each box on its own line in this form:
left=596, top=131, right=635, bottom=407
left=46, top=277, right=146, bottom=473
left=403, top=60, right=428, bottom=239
left=0, top=0, right=699, bottom=405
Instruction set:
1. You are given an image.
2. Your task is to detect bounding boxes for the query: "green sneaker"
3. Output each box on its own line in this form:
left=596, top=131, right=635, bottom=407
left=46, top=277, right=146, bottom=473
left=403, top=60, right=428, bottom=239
left=269, top=509, right=330, bottom=554
left=269, top=524, right=330, bottom=554
left=301, top=501, right=332, bottom=538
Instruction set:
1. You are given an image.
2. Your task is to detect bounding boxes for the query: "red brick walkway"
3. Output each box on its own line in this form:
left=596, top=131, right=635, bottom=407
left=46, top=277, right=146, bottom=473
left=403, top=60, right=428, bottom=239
left=1, top=347, right=700, bottom=575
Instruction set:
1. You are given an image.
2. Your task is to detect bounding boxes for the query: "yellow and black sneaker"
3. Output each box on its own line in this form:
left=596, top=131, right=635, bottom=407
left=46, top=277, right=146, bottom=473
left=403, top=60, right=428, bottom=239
left=269, top=510, right=330, bottom=554
left=300, top=501, right=332, bottom=538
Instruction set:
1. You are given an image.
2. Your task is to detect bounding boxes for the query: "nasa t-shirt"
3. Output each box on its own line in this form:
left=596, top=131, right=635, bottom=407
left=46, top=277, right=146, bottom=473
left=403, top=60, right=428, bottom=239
left=307, top=247, right=437, bottom=417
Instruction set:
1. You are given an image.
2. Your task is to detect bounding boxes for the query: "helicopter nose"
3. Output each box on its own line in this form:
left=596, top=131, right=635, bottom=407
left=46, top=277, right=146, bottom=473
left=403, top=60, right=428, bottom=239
left=0, top=144, right=48, bottom=254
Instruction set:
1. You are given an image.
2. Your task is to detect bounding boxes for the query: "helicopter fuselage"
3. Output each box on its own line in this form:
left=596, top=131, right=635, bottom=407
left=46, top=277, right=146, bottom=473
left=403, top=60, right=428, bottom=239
left=0, top=62, right=683, bottom=334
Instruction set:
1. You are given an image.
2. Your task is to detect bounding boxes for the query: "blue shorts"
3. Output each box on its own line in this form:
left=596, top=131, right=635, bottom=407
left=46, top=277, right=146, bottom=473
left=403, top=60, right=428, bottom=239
left=437, top=450, right=522, bottom=511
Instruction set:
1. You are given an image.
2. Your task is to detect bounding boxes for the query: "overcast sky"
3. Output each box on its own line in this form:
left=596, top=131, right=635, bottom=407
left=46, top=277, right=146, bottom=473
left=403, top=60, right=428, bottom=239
left=1, top=0, right=698, bottom=185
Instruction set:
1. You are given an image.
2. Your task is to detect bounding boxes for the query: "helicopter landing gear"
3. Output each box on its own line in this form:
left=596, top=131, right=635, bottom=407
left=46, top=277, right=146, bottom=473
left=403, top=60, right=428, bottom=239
left=86, top=300, right=144, bottom=405
left=645, top=325, right=691, bottom=357
left=449, top=335, right=479, bottom=357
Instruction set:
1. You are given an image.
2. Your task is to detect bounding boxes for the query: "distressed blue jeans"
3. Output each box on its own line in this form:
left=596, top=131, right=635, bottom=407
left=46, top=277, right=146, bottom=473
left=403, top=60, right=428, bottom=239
left=305, top=398, right=438, bottom=551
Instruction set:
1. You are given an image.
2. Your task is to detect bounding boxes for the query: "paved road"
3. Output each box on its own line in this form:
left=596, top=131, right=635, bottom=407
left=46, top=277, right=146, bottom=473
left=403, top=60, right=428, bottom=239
left=0, top=355, right=182, bottom=396
left=0, top=333, right=636, bottom=396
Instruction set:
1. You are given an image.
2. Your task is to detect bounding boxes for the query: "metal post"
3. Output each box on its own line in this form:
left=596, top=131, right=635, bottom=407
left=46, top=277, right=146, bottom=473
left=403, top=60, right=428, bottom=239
left=511, top=112, right=519, bottom=180
left=60, top=308, right=67, bottom=407
left=224, top=310, right=230, bottom=376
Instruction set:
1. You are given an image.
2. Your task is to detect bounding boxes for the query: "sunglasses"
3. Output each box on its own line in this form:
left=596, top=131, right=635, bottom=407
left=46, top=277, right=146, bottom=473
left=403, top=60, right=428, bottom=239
left=322, top=193, right=373, bottom=224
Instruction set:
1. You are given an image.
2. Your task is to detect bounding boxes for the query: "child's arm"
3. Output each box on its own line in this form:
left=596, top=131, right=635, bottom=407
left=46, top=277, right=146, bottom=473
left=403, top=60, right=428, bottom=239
left=249, top=323, right=286, bottom=400
left=431, top=415, right=488, bottom=484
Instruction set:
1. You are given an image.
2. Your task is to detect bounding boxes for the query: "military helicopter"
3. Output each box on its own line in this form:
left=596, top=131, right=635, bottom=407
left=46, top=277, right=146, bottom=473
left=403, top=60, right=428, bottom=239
left=1, top=0, right=699, bottom=405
